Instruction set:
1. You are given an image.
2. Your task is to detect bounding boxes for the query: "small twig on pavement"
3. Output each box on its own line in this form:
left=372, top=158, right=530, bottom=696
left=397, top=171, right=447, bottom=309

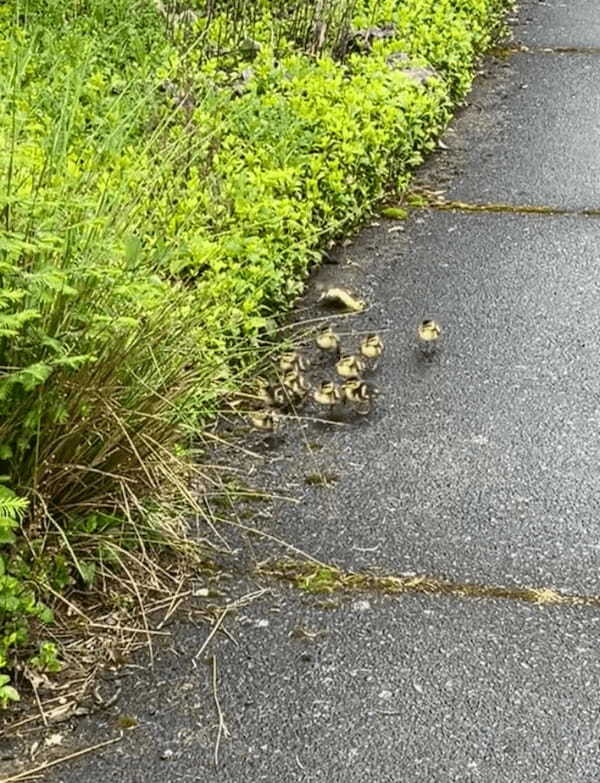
left=194, top=607, right=229, bottom=661
left=31, top=685, right=47, bottom=729
left=211, top=656, right=229, bottom=770
left=217, top=518, right=331, bottom=568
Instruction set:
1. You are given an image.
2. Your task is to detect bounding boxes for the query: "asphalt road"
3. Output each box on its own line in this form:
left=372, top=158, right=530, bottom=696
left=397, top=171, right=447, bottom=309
left=22, top=1, right=600, bottom=780
left=518, top=0, right=600, bottom=47
left=38, top=591, right=600, bottom=783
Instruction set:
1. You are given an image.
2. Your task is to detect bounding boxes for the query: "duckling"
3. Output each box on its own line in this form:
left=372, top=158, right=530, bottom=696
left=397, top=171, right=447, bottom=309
left=254, top=377, right=292, bottom=409
left=313, top=381, right=342, bottom=410
left=417, top=319, right=442, bottom=357
left=360, top=333, right=384, bottom=368
left=341, top=379, right=378, bottom=415
left=249, top=409, right=279, bottom=432
left=254, top=378, right=277, bottom=407
left=281, top=370, right=309, bottom=403
left=315, top=325, right=341, bottom=356
left=271, top=385, right=289, bottom=408
left=335, top=354, right=365, bottom=380
left=278, top=351, right=308, bottom=374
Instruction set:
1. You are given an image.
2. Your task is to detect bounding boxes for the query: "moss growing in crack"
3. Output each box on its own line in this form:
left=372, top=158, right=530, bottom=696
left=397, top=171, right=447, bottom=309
left=260, top=558, right=600, bottom=607
left=117, top=715, right=139, bottom=730
left=305, top=442, right=324, bottom=451
left=430, top=199, right=570, bottom=215
left=407, top=190, right=600, bottom=217
left=488, top=43, right=526, bottom=58
left=381, top=207, right=409, bottom=220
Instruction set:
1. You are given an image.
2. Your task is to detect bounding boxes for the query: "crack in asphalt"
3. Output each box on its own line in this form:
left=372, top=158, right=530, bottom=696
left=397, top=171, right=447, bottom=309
left=258, top=559, right=600, bottom=610
left=413, top=197, right=600, bottom=217
left=493, top=44, right=600, bottom=56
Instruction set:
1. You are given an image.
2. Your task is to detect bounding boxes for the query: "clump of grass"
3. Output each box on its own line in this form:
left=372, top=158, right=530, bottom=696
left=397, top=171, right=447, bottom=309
left=0, top=0, right=236, bottom=705
left=157, top=0, right=359, bottom=62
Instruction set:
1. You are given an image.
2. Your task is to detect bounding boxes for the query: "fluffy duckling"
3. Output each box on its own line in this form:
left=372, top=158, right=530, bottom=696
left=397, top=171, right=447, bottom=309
left=335, top=354, right=365, bottom=380
left=313, top=381, right=342, bottom=410
left=271, top=385, right=289, bottom=408
left=417, top=319, right=442, bottom=357
left=249, top=409, right=279, bottom=432
left=360, top=333, right=384, bottom=368
left=254, top=377, right=293, bottom=409
left=281, top=370, right=309, bottom=403
left=254, top=378, right=277, bottom=407
left=341, top=379, right=378, bottom=415
left=278, top=351, right=308, bottom=374
left=315, top=326, right=341, bottom=356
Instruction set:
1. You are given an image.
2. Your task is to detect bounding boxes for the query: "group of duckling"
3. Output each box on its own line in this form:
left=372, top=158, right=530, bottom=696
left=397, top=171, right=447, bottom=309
left=248, top=318, right=441, bottom=433
left=249, top=327, right=384, bottom=433
left=314, top=328, right=383, bottom=415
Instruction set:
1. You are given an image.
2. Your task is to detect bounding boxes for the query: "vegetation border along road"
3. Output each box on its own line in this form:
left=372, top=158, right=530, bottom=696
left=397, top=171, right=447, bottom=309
left=0, top=0, right=511, bottom=707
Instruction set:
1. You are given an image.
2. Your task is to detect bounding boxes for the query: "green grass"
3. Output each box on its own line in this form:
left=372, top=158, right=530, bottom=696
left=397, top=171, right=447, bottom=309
left=0, top=0, right=511, bottom=704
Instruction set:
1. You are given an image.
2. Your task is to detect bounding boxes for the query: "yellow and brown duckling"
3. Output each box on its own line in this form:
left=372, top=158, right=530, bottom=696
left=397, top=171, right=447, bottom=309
left=417, top=319, right=442, bottom=356
left=313, top=381, right=342, bottom=410
left=271, top=385, right=289, bottom=408
left=278, top=350, right=308, bottom=374
left=315, top=325, right=341, bottom=356
left=253, top=377, right=291, bottom=409
left=254, top=377, right=277, bottom=407
left=341, top=379, right=378, bottom=415
left=359, top=333, right=384, bottom=368
left=249, top=409, right=280, bottom=432
left=335, top=354, right=365, bottom=380
left=281, top=369, right=310, bottom=403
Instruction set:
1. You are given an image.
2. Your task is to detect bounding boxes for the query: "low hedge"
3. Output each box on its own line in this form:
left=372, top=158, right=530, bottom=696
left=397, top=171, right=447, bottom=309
left=0, top=0, right=509, bottom=702
left=153, top=0, right=511, bottom=354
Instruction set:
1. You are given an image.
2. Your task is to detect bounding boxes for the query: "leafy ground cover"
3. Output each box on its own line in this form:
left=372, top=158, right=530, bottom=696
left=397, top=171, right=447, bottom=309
left=0, top=0, right=510, bottom=709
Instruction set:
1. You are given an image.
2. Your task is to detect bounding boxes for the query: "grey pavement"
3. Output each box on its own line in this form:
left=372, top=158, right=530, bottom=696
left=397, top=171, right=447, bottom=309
left=20, top=0, right=600, bottom=780
left=251, top=210, right=600, bottom=594
left=41, top=592, right=600, bottom=783
left=426, top=52, right=600, bottom=208
left=517, top=0, right=600, bottom=47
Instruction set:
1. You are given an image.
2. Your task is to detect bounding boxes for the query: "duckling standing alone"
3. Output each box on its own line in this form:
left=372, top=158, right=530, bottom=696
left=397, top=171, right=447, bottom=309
left=318, top=287, right=366, bottom=313
left=417, top=319, right=441, bottom=357
left=359, top=333, right=384, bottom=369
left=315, top=326, right=341, bottom=356
left=341, top=379, right=378, bottom=415
left=335, top=354, right=365, bottom=380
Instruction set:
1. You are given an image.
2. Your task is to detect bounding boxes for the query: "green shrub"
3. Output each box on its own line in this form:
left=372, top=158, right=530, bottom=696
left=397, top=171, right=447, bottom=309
left=0, top=487, right=53, bottom=704
left=150, top=0, right=510, bottom=352
left=0, top=1, right=219, bottom=700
